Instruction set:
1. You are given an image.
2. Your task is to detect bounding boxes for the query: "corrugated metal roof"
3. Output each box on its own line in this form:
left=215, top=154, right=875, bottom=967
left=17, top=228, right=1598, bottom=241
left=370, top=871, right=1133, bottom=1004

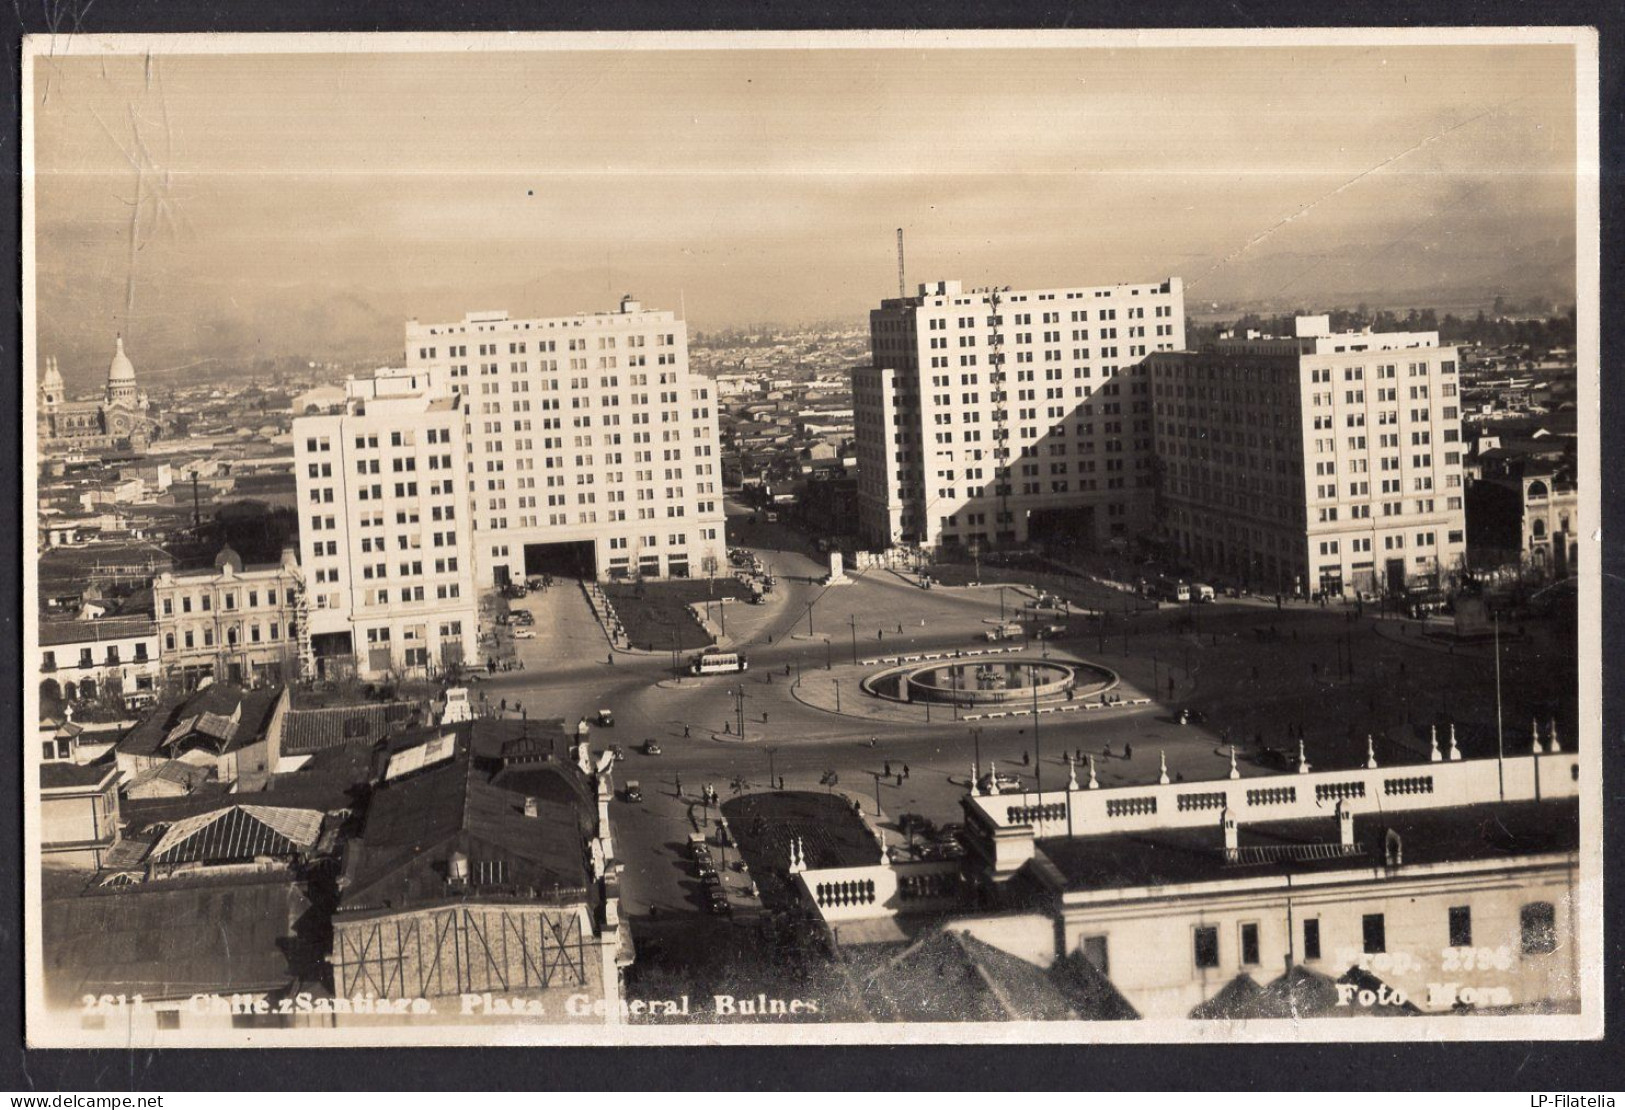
left=148, top=804, right=323, bottom=867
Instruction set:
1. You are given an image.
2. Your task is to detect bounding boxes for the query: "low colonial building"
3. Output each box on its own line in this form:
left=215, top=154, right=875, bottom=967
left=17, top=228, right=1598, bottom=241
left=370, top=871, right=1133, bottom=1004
left=330, top=721, right=627, bottom=1023
left=956, top=740, right=1582, bottom=1021
left=37, top=616, right=161, bottom=711
left=153, top=545, right=304, bottom=689
left=1466, top=457, right=1579, bottom=578
left=39, top=719, right=122, bottom=870
left=115, top=682, right=290, bottom=790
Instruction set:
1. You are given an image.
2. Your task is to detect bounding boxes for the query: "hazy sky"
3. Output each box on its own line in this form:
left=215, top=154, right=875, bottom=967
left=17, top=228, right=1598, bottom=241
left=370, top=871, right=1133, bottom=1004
left=31, top=41, right=1578, bottom=388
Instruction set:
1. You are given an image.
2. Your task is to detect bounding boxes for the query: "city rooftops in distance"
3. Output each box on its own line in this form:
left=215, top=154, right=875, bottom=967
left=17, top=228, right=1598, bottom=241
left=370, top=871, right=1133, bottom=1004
left=405, top=294, right=670, bottom=337
left=1213, top=314, right=1444, bottom=356
left=880, top=276, right=1183, bottom=311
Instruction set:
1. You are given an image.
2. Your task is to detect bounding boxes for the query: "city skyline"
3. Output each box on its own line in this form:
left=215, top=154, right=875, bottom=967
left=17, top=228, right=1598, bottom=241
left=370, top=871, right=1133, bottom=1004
left=31, top=39, right=1577, bottom=387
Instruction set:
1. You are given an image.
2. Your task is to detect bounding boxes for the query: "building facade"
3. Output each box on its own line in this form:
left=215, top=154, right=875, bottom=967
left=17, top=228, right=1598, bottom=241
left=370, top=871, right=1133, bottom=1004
left=293, top=375, right=479, bottom=679
left=856, top=278, right=1185, bottom=554
left=37, top=338, right=157, bottom=453
left=402, top=296, right=727, bottom=585
left=957, top=748, right=1581, bottom=1020
left=1148, top=316, right=1468, bottom=597
left=38, top=616, right=161, bottom=710
left=152, top=545, right=304, bottom=689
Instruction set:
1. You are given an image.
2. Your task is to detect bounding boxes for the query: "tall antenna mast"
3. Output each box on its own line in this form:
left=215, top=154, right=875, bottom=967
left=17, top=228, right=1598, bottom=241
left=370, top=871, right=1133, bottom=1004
left=896, top=228, right=906, bottom=298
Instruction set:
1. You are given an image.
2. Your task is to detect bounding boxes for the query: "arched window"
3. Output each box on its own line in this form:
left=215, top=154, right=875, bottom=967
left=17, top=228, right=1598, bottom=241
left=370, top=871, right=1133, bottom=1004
left=1532, top=519, right=1547, bottom=538
left=1527, top=479, right=1549, bottom=500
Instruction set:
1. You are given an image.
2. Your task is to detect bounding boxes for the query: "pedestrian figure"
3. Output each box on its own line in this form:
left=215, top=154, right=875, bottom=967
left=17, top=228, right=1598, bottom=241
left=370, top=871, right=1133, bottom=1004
left=878, top=629, right=884, bottom=640
left=500, top=698, right=507, bottom=712
left=762, top=711, right=769, bottom=723
left=1022, top=750, right=1030, bottom=767
left=1124, top=743, right=1133, bottom=761
left=903, top=764, right=910, bottom=779
left=767, top=673, right=773, bottom=684
left=1168, top=676, right=1176, bottom=698
left=897, top=623, right=904, bottom=634
left=608, top=652, right=615, bottom=665
left=724, top=720, right=732, bottom=734
left=896, top=773, right=903, bottom=786
left=785, top=663, right=792, bottom=676
left=684, top=724, right=691, bottom=737
left=1103, top=742, right=1113, bottom=758
left=884, top=760, right=892, bottom=776
left=869, top=736, right=877, bottom=748
left=675, top=774, right=683, bottom=796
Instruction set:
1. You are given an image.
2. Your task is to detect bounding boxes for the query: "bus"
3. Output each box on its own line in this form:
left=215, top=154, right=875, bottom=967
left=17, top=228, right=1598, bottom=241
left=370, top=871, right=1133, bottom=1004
left=691, top=651, right=749, bottom=676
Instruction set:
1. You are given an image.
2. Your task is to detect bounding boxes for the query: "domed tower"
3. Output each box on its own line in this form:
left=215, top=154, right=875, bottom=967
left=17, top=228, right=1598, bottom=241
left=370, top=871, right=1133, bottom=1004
left=106, top=336, right=138, bottom=406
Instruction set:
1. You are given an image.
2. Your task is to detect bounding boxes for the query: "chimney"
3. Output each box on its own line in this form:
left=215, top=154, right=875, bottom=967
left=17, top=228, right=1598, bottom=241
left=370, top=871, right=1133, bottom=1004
left=523, top=796, right=539, bottom=819
left=1336, top=800, right=1354, bottom=848
left=1221, top=807, right=1238, bottom=861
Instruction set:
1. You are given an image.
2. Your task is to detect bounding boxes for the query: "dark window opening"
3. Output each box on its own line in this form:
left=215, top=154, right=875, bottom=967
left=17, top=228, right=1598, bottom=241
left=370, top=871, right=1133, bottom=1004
left=1362, top=913, right=1386, bottom=954
left=1303, top=919, right=1321, bottom=961
left=1240, top=922, right=1260, bottom=966
left=1521, top=902, right=1556, bottom=955
left=1194, top=925, right=1220, bottom=969
left=1448, top=906, right=1472, bottom=948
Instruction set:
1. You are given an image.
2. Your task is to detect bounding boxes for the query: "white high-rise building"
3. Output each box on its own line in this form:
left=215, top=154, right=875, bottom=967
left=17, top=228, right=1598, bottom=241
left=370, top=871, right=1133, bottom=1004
left=1146, top=316, right=1469, bottom=598
left=403, top=296, right=727, bottom=586
left=856, top=278, right=1185, bottom=553
left=293, top=373, right=478, bottom=679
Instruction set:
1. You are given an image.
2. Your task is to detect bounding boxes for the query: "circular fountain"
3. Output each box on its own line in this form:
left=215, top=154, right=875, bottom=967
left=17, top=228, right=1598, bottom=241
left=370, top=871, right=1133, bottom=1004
left=862, top=656, right=1117, bottom=707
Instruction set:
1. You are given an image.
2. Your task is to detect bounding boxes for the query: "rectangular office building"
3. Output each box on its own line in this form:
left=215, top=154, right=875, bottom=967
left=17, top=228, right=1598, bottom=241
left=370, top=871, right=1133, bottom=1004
left=1147, top=316, right=1468, bottom=598
left=403, top=296, right=726, bottom=586
left=293, top=373, right=478, bottom=679
left=856, top=278, right=1185, bottom=554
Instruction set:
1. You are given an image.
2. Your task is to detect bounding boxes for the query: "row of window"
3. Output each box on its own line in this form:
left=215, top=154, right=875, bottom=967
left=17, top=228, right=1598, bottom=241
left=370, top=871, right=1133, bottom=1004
left=1183, top=902, right=1558, bottom=972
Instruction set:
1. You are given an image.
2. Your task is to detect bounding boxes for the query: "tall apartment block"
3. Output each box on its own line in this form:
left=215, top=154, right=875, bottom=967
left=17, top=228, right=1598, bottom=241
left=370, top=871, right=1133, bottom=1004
left=293, top=373, right=479, bottom=679
left=855, top=278, right=1185, bottom=553
left=403, top=296, right=727, bottom=587
left=1146, top=315, right=1468, bottom=598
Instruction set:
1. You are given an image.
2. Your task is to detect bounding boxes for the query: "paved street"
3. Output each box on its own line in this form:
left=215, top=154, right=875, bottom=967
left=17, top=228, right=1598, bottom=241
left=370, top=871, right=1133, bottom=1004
left=455, top=505, right=1577, bottom=929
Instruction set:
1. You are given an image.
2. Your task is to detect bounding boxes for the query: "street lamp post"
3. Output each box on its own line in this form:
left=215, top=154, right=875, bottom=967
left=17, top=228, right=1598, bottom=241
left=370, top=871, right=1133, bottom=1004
left=1032, top=678, right=1042, bottom=794
left=764, top=745, right=779, bottom=790
left=807, top=596, right=816, bottom=638
left=825, top=637, right=832, bottom=670
left=849, top=614, right=858, bottom=666
left=971, top=727, right=982, bottom=778
left=834, top=678, right=841, bottom=713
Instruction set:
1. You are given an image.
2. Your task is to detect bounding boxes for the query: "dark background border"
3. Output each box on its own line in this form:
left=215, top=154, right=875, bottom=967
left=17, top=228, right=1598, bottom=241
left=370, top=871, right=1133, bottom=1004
left=2, top=0, right=1620, bottom=1091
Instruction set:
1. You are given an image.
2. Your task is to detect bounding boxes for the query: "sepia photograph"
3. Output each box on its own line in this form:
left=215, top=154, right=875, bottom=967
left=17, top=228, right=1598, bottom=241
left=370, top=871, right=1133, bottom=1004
left=21, top=28, right=1602, bottom=1049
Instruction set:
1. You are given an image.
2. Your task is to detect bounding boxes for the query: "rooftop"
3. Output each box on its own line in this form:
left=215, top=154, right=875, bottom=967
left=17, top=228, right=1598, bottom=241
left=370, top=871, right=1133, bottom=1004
left=117, top=683, right=285, bottom=760
left=1035, top=798, right=1579, bottom=894
left=38, top=616, right=158, bottom=647
left=42, top=873, right=314, bottom=1005
left=337, top=722, right=597, bottom=915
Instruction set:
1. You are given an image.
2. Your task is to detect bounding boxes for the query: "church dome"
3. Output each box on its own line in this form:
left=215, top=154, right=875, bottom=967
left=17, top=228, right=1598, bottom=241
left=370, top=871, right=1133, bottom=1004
left=108, top=336, right=136, bottom=384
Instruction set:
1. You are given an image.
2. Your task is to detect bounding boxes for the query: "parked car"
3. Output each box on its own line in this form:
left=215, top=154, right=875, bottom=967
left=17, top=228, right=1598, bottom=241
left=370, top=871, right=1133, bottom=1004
left=510, top=610, right=535, bottom=626
left=1193, top=583, right=1217, bottom=603
left=609, top=744, right=626, bottom=760
left=596, top=709, right=615, bottom=727
left=642, top=739, right=662, bottom=755
left=977, top=771, right=1025, bottom=793
left=512, top=627, right=535, bottom=639
left=623, top=780, right=643, bottom=803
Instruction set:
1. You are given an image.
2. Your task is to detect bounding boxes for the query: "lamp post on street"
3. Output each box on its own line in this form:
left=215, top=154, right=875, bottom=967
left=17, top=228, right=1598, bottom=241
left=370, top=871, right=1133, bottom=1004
left=970, top=727, right=982, bottom=779
left=834, top=678, right=841, bottom=713
left=849, top=613, right=858, bottom=665
left=764, top=745, right=780, bottom=790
